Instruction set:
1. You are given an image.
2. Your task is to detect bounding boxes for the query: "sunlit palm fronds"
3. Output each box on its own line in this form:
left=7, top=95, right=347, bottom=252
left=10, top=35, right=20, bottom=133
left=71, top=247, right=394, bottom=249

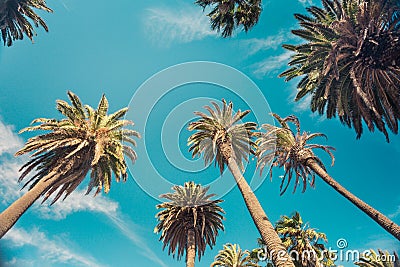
left=15, top=91, right=140, bottom=204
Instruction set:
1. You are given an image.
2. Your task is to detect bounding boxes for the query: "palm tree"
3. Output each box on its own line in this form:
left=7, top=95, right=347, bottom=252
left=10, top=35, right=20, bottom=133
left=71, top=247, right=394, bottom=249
left=188, top=100, right=295, bottom=267
left=250, top=212, right=334, bottom=267
left=0, top=0, right=52, bottom=46
left=279, top=0, right=400, bottom=142
left=211, top=243, right=260, bottom=267
left=355, top=249, right=399, bottom=267
left=274, top=212, right=334, bottom=267
left=154, top=181, right=225, bottom=267
left=195, top=0, right=262, bottom=37
left=0, top=91, right=140, bottom=238
left=255, top=113, right=400, bottom=241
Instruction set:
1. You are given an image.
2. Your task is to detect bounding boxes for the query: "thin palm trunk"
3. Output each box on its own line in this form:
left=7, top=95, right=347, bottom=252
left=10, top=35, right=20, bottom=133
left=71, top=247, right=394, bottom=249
left=0, top=175, right=58, bottom=238
left=186, top=228, right=196, bottom=267
left=307, top=158, right=400, bottom=241
left=226, top=158, right=294, bottom=267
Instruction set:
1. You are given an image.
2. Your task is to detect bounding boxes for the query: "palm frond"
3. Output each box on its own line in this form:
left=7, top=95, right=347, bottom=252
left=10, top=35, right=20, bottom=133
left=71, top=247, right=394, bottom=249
left=15, top=91, right=140, bottom=203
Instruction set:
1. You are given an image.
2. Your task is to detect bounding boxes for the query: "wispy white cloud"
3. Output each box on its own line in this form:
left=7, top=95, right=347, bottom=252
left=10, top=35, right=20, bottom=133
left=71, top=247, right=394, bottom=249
left=251, top=50, right=293, bottom=77
left=242, top=31, right=288, bottom=56
left=292, top=94, right=312, bottom=113
left=3, top=258, right=35, bottom=267
left=298, top=0, right=314, bottom=6
left=3, top=227, right=107, bottom=267
left=144, top=5, right=216, bottom=45
left=388, top=205, right=400, bottom=219
left=0, top=121, right=23, bottom=155
left=108, top=214, right=169, bottom=267
left=0, top=119, right=165, bottom=267
left=360, top=235, right=400, bottom=252
left=36, top=189, right=119, bottom=220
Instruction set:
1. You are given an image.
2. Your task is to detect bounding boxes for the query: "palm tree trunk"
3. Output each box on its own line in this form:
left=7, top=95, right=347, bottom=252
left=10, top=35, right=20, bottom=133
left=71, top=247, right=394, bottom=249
left=186, top=228, right=196, bottom=267
left=306, top=158, right=400, bottom=241
left=226, top=158, right=295, bottom=267
left=0, top=175, right=57, bottom=239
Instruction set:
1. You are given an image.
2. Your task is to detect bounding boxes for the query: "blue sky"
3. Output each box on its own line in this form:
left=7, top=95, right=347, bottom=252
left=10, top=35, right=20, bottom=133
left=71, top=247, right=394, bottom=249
left=0, top=0, right=399, bottom=266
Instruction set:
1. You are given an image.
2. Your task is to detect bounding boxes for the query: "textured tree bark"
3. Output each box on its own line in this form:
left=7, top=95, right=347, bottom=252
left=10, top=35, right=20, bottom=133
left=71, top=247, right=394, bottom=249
left=0, top=175, right=58, bottom=238
left=186, top=228, right=196, bottom=267
left=227, top=159, right=295, bottom=267
left=219, top=138, right=294, bottom=267
left=307, top=158, right=400, bottom=241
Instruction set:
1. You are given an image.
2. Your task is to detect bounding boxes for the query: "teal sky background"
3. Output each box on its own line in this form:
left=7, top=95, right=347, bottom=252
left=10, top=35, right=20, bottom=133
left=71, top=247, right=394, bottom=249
left=0, top=0, right=399, bottom=266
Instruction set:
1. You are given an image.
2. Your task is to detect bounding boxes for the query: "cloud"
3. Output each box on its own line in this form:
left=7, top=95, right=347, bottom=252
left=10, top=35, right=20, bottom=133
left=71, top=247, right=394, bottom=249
left=0, top=122, right=23, bottom=155
left=388, top=205, right=400, bottom=219
left=36, top=189, right=119, bottom=220
left=361, top=235, right=400, bottom=252
left=144, top=5, right=216, bottom=45
left=292, top=94, right=312, bottom=113
left=251, top=51, right=293, bottom=77
left=107, top=214, right=169, bottom=267
left=3, top=227, right=107, bottom=267
left=0, top=120, right=27, bottom=206
left=298, top=0, right=314, bottom=6
left=242, top=31, right=288, bottom=56
left=3, top=258, right=35, bottom=267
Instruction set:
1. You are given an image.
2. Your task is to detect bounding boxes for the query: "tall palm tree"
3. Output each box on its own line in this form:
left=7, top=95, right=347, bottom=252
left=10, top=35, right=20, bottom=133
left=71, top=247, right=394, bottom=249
left=279, top=0, right=400, bottom=141
left=188, top=100, right=295, bottom=267
left=0, top=0, right=52, bottom=46
left=255, top=113, right=400, bottom=241
left=195, top=0, right=262, bottom=37
left=274, top=212, right=334, bottom=267
left=355, top=249, right=400, bottom=267
left=154, top=181, right=225, bottom=267
left=0, top=91, right=140, bottom=238
left=211, top=243, right=260, bottom=267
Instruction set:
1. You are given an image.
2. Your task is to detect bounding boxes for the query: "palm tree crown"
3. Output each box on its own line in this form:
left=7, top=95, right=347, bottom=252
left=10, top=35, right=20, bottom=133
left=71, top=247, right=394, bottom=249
left=355, top=249, right=399, bottom=267
left=154, top=181, right=225, bottom=261
left=188, top=99, right=257, bottom=173
left=211, top=243, right=259, bottom=267
left=255, top=113, right=335, bottom=195
left=251, top=212, right=334, bottom=267
left=280, top=0, right=400, bottom=141
left=0, top=0, right=52, bottom=46
left=15, top=91, right=140, bottom=204
left=195, top=0, right=262, bottom=37
left=274, top=212, right=334, bottom=267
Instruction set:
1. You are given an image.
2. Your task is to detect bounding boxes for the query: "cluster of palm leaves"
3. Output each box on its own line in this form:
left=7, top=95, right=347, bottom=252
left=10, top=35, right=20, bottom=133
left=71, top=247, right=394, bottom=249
left=0, top=0, right=52, bottom=46
left=211, top=243, right=259, bottom=267
left=274, top=212, right=335, bottom=267
left=251, top=212, right=334, bottom=267
left=1, top=0, right=400, bottom=265
left=0, top=91, right=140, bottom=238
left=355, top=249, right=400, bottom=267
left=280, top=0, right=400, bottom=141
left=154, top=181, right=225, bottom=266
left=188, top=99, right=257, bottom=173
left=195, top=0, right=262, bottom=37
left=255, top=113, right=335, bottom=195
